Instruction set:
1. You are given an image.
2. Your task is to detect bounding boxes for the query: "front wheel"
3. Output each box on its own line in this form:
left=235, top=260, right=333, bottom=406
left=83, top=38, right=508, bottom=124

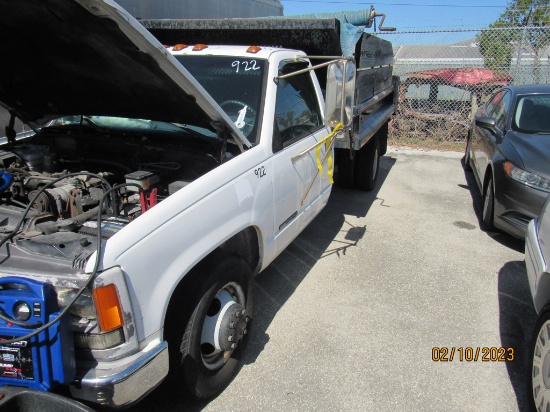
left=166, top=251, right=254, bottom=399
left=481, top=177, right=495, bottom=231
left=463, top=136, right=472, bottom=171
left=530, top=310, right=550, bottom=411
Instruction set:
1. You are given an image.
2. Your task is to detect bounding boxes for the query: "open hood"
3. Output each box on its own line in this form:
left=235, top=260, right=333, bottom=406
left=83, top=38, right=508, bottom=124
left=0, top=0, right=252, bottom=147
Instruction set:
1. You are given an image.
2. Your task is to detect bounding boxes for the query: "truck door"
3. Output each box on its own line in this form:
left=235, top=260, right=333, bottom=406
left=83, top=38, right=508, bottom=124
left=271, top=61, right=332, bottom=254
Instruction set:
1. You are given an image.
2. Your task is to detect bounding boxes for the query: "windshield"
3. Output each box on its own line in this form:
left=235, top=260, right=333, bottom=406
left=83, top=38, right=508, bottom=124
left=175, top=55, right=266, bottom=144
left=47, top=115, right=217, bottom=138
left=513, top=94, right=550, bottom=133
left=0, top=106, right=35, bottom=141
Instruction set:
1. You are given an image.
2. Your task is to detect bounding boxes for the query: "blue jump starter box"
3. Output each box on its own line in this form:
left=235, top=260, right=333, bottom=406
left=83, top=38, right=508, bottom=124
left=0, top=277, right=75, bottom=391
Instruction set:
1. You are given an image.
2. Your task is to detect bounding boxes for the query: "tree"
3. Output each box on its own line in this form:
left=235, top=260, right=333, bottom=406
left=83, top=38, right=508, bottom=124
left=477, top=22, right=516, bottom=72
left=499, top=0, right=550, bottom=27
left=477, top=0, right=550, bottom=81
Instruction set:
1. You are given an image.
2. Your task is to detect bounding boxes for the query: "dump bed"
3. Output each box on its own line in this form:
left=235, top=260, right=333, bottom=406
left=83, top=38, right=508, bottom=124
left=141, top=18, right=394, bottom=109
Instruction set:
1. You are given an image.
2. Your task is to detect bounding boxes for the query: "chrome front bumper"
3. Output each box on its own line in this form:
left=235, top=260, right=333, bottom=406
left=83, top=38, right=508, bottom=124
left=69, top=341, right=168, bottom=408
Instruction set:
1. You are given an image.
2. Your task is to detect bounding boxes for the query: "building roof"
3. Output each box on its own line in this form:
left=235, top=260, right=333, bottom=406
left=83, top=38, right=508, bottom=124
left=393, top=39, right=482, bottom=60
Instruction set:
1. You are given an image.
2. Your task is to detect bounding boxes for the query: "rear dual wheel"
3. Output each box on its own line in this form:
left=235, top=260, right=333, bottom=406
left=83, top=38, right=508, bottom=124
left=166, top=251, right=254, bottom=399
left=355, top=138, right=380, bottom=192
left=335, top=138, right=380, bottom=192
left=335, top=148, right=355, bottom=189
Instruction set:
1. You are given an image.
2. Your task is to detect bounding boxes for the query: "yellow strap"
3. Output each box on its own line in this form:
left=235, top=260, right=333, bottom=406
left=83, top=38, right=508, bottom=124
left=315, top=122, right=343, bottom=184
left=326, top=137, right=334, bottom=183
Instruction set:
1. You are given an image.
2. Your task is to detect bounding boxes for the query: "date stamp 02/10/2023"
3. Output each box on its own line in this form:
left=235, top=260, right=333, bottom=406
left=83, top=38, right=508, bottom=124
left=432, top=347, right=515, bottom=362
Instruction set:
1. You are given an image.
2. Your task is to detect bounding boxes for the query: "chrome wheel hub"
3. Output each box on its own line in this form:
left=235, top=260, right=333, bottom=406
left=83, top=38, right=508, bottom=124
left=200, top=282, right=249, bottom=370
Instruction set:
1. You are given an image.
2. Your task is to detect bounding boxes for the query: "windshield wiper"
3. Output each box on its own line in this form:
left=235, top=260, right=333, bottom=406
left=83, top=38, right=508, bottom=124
left=40, top=116, right=106, bottom=135
left=80, top=115, right=105, bottom=133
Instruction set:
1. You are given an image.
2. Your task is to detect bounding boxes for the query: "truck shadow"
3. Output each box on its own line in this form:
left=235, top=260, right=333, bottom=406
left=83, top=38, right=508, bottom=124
left=498, top=260, right=537, bottom=412
left=129, top=155, right=397, bottom=411
left=247, top=155, right=397, bottom=365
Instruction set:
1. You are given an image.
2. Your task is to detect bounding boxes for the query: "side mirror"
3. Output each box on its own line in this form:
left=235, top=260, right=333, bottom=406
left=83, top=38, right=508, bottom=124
left=475, top=116, right=496, bottom=130
left=325, top=60, right=356, bottom=129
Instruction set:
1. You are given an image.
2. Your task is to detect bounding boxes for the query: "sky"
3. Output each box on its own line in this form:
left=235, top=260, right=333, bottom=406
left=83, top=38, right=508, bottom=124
left=280, top=0, right=509, bottom=31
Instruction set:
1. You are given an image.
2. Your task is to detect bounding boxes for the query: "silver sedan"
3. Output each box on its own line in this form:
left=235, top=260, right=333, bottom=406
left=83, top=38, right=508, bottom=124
left=526, top=195, right=550, bottom=411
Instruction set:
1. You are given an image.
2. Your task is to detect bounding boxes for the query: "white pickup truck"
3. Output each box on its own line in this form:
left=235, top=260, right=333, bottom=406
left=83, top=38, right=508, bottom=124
left=0, top=0, right=396, bottom=409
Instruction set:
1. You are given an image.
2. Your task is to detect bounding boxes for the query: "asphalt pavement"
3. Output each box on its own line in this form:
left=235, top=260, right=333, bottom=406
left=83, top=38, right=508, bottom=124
left=132, top=147, right=532, bottom=412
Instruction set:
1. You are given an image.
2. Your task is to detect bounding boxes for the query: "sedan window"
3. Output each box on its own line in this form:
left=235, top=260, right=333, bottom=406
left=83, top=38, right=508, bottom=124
left=486, top=91, right=505, bottom=116
left=489, top=91, right=511, bottom=131
left=513, top=95, right=550, bottom=133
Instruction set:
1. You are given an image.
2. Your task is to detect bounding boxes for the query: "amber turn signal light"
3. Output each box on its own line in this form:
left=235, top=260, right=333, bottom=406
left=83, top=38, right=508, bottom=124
left=93, top=284, right=124, bottom=332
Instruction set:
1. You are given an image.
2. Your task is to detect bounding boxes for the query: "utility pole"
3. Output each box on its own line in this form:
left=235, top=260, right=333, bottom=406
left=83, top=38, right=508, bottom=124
left=515, top=7, right=532, bottom=83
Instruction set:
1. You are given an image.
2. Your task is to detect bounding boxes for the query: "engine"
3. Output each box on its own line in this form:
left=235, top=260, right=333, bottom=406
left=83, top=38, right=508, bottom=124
left=0, top=145, right=148, bottom=225
left=0, top=130, right=222, bottom=258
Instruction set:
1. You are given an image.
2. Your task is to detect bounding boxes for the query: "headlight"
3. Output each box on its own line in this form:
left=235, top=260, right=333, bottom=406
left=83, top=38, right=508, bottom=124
left=504, top=162, right=550, bottom=192
left=54, top=287, right=97, bottom=319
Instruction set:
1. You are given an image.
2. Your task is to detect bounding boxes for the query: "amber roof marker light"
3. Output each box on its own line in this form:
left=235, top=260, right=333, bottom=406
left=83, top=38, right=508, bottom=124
left=192, top=44, right=208, bottom=51
left=172, top=44, right=188, bottom=51
left=246, top=46, right=262, bottom=54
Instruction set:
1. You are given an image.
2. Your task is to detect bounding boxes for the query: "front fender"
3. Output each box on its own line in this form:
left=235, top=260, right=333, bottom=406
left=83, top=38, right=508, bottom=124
left=97, top=147, right=275, bottom=341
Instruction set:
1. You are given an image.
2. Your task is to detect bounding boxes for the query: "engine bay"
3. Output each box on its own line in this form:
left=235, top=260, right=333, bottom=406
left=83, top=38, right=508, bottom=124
left=0, top=121, right=234, bottom=266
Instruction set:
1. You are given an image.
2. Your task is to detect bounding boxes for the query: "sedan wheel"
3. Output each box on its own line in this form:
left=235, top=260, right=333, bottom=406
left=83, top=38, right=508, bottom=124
left=481, top=177, right=496, bottom=231
left=463, top=136, right=472, bottom=171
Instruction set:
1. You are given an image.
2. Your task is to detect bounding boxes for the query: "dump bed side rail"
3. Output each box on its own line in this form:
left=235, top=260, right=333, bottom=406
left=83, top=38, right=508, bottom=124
left=141, top=18, right=344, bottom=56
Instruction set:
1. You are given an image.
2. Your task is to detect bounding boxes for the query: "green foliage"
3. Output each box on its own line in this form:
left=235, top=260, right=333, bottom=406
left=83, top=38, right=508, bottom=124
left=477, top=0, right=550, bottom=72
left=499, top=0, right=550, bottom=27
left=477, top=23, right=516, bottom=71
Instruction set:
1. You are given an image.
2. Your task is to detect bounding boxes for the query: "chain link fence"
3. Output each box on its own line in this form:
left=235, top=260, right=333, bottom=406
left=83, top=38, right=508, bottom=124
left=379, top=27, right=550, bottom=147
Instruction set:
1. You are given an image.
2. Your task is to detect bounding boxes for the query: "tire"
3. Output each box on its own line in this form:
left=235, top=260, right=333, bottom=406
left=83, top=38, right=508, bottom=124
left=335, top=148, right=355, bottom=189
left=481, top=176, right=496, bottom=231
left=378, top=122, right=389, bottom=156
left=463, top=136, right=472, bottom=171
left=530, top=310, right=550, bottom=411
left=355, top=138, right=380, bottom=192
left=165, top=251, right=254, bottom=399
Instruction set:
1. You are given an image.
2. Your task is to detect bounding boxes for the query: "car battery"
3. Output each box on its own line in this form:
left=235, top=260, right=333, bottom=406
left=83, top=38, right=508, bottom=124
left=124, top=170, right=159, bottom=191
left=0, top=277, right=75, bottom=391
